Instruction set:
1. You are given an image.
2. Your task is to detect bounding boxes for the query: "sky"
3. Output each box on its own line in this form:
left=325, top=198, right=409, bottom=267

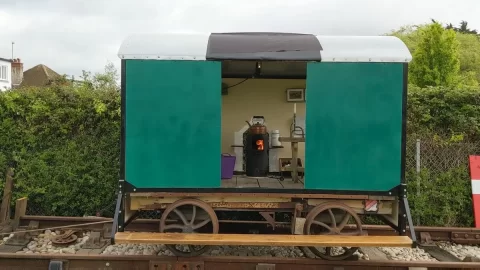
left=1, top=0, right=479, bottom=79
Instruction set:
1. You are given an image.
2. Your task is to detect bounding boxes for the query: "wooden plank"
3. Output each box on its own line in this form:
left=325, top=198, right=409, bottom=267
left=278, top=137, right=305, bottom=143
left=0, top=168, right=14, bottom=223
left=220, top=179, right=237, bottom=188
left=258, top=179, right=283, bottom=189
left=129, top=192, right=387, bottom=200
left=280, top=179, right=304, bottom=189
left=115, top=232, right=413, bottom=248
left=13, top=197, right=28, bottom=230
left=236, top=177, right=260, bottom=188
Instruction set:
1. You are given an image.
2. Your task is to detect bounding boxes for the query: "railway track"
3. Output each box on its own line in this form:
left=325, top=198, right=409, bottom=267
left=2, top=215, right=480, bottom=269
left=1, top=253, right=480, bottom=270
left=12, top=215, right=480, bottom=244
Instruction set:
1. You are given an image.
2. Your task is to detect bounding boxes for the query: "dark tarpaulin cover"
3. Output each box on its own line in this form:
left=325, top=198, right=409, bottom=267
left=206, top=32, right=322, bottom=61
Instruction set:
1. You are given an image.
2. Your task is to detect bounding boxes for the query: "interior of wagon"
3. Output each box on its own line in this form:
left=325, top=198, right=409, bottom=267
left=220, top=60, right=307, bottom=189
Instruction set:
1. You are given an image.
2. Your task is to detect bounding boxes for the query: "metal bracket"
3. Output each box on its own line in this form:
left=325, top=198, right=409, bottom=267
left=82, top=231, right=109, bottom=249
left=452, top=231, right=480, bottom=244
left=419, top=232, right=436, bottom=246
left=27, top=220, right=40, bottom=236
left=110, top=192, right=123, bottom=244
left=4, top=231, right=31, bottom=246
left=102, top=223, right=112, bottom=239
left=259, top=212, right=276, bottom=230
left=4, top=221, right=39, bottom=246
left=399, top=191, right=417, bottom=248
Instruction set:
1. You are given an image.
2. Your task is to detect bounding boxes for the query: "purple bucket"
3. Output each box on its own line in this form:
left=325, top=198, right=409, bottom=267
left=221, top=153, right=236, bottom=179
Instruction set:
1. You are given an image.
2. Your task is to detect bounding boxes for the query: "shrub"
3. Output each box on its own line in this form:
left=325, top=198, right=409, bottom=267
left=0, top=82, right=120, bottom=216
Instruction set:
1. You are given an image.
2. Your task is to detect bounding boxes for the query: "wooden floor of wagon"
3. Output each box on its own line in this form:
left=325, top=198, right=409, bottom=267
left=221, top=176, right=304, bottom=189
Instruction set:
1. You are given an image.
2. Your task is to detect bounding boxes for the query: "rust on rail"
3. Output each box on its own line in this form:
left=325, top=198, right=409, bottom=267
left=1, top=253, right=480, bottom=270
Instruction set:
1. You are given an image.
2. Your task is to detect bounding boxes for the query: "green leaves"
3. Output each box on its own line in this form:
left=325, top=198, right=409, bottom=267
left=407, top=165, right=473, bottom=227
left=409, top=22, right=461, bottom=88
left=0, top=75, right=120, bottom=217
left=389, top=21, right=480, bottom=87
left=407, top=85, right=480, bottom=140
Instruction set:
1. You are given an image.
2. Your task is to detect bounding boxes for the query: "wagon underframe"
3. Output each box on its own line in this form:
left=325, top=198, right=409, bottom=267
left=111, top=180, right=415, bottom=260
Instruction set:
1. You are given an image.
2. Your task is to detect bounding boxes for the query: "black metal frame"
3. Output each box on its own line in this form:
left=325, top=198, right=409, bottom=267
left=111, top=59, right=416, bottom=248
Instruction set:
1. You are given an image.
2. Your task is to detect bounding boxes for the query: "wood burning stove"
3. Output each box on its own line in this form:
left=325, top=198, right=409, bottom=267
left=244, top=116, right=269, bottom=177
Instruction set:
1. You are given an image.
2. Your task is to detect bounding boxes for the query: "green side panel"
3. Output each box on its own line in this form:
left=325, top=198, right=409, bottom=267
left=125, top=60, right=221, bottom=188
left=305, top=62, right=404, bottom=191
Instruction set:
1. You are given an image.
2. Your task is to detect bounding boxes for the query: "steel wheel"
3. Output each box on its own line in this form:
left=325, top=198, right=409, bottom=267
left=303, top=202, right=362, bottom=261
left=159, top=198, right=219, bottom=257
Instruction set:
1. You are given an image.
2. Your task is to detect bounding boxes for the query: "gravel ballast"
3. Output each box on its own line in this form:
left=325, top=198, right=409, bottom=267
left=3, top=229, right=480, bottom=261
left=437, top=242, right=480, bottom=260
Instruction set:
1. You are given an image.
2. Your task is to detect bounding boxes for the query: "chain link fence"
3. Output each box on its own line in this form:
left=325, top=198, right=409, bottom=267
left=406, top=138, right=480, bottom=175
left=405, top=137, right=480, bottom=226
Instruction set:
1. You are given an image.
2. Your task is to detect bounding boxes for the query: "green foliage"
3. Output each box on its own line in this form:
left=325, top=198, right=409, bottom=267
left=446, top=21, right=479, bottom=35
left=406, top=84, right=480, bottom=140
left=0, top=67, right=121, bottom=217
left=409, top=22, right=461, bottom=88
left=457, top=33, right=480, bottom=84
left=0, top=26, right=478, bottom=230
left=388, top=21, right=480, bottom=87
left=388, top=25, right=423, bottom=54
left=406, top=166, right=474, bottom=227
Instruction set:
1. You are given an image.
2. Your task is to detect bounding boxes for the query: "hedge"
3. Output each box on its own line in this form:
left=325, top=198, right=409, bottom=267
left=0, top=81, right=479, bottom=225
left=0, top=83, right=120, bottom=217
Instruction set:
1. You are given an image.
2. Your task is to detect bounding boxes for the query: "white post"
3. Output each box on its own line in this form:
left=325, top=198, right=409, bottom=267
left=415, top=139, right=421, bottom=226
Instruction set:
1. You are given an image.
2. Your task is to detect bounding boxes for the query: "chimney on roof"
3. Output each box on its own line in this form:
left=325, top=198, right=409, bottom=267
left=11, top=58, right=23, bottom=88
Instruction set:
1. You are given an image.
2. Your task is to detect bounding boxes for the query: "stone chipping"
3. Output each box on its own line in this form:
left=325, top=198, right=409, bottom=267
left=3, top=229, right=480, bottom=262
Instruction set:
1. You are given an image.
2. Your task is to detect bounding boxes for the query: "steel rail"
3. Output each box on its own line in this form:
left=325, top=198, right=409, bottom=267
left=0, top=253, right=480, bottom=270
left=17, top=215, right=480, bottom=244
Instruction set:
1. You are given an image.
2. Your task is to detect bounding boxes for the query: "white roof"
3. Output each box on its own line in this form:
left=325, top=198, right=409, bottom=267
left=118, top=33, right=210, bottom=61
left=317, top=36, right=412, bottom=63
left=118, top=32, right=412, bottom=63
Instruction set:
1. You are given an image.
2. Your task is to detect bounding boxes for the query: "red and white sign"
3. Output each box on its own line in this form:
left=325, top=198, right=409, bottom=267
left=469, top=155, right=480, bottom=228
left=364, top=200, right=378, bottom=212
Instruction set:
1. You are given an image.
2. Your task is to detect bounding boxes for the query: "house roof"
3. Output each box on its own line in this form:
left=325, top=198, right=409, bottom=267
left=117, top=32, right=412, bottom=63
left=0, top=57, right=12, bottom=63
left=20, top=64, right=61, bottom=87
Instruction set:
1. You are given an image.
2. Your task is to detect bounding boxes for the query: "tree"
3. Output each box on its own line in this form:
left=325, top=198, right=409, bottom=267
left=409, top=22, right=461, bottom=88
left=79, top=61, right=119, bottom=92
left=446, top=21, right=478, bottom=35
left=456, top=33, right=480, bottom=85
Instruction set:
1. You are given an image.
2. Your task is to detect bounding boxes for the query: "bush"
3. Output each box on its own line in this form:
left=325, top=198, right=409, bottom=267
left=407, top=84, right=480, bottom=141
left=0, top=74, right=479, bottom=226
left=0, top=80, right=120, bottom=216
left=406, top=166, right=474, bottom=227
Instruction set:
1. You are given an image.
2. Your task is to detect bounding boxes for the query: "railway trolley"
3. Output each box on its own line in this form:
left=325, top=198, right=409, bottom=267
left=112, top=32, right=417, bottom=260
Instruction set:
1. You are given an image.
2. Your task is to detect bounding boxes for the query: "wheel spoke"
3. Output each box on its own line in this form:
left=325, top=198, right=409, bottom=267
left=173, top=208, right=189, bottom=225
left=312, top=220, right=333, bottom=232
left=159, top=199, right=220, bottom=257
left=304, top=203, right=363, bottom=261
left=337, top=212, right=351, bottom=231
left=193, top=219, right=211, bottom=230
left=327, top=209, right=336, bottom=228
left=190, top=205, right=197, bottom=225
